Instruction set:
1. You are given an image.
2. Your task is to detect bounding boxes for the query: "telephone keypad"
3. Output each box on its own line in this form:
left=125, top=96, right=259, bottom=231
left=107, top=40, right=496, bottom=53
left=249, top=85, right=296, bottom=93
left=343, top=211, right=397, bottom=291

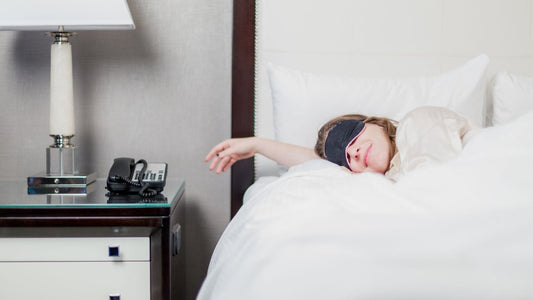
left=132, top=163, right=167, bottom=183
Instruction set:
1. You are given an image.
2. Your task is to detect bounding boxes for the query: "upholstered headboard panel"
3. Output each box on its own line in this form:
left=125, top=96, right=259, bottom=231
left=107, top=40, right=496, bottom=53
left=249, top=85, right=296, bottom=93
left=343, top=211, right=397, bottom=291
left=232, top=0, right=533, bottom=215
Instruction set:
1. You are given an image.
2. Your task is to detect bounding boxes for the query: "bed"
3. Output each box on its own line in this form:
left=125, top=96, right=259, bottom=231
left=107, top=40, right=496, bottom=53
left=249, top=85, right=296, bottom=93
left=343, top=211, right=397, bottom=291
left=199, top=1, right=533, bottom=299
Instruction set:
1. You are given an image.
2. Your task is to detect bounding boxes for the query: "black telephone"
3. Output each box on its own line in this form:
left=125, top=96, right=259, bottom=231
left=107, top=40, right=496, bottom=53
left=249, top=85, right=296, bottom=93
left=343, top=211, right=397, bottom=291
left=106, top=157, right=168, bottom=197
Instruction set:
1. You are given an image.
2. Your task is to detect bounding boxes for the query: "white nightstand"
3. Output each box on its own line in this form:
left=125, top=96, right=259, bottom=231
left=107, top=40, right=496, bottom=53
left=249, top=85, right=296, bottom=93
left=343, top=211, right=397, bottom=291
left=0, top=178, right=185, bottom=300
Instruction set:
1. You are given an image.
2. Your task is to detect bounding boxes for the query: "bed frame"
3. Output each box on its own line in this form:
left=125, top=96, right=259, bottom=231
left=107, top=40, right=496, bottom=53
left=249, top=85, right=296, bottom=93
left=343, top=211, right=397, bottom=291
left=231, top=0, right=255, bottom=217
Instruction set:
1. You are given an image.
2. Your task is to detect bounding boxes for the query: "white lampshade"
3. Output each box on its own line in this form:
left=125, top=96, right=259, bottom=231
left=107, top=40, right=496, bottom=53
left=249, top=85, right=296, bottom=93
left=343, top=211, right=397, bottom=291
left=0, top=0, right=135, bottom=138
left=0, top=0, right=135, bottom=31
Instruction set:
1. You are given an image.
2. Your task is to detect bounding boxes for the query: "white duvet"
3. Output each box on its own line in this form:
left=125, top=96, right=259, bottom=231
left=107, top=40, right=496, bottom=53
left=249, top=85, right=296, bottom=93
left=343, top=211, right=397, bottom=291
left=198, top=111, right=533, bottom=300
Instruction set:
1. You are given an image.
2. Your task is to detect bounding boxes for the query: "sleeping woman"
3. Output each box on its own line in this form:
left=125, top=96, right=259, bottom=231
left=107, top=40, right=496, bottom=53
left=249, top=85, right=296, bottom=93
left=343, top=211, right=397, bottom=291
left=205, top=106, right=480, bottom=180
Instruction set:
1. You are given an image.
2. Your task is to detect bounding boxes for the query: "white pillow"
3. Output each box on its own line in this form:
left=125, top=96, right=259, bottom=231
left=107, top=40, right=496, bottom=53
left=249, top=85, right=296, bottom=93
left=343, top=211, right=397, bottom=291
left=267, top=55, right=489, bottom=149
left=491, top=72, right=533, bottom=126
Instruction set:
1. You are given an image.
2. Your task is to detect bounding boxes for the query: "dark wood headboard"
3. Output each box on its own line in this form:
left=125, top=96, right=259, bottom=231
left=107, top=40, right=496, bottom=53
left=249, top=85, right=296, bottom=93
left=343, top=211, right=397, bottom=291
left=231, top=0, right=256, bottom=217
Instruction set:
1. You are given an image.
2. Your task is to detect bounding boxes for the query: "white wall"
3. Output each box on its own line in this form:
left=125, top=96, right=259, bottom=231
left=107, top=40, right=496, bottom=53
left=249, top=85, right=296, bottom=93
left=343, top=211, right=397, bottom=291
left=0, top=1, right=232, bottom=299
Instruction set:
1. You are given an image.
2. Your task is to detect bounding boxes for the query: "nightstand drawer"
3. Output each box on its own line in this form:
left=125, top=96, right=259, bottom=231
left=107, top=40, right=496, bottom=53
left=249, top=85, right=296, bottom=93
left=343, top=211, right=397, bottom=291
left=0, top=237, right=149, bottom=261
left=0, top=261, right=150, bottom=300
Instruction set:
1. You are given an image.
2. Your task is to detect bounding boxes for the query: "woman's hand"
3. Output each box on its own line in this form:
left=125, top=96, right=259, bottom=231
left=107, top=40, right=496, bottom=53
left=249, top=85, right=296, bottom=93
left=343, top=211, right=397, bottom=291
left=205, top=137, right=258, bottom=174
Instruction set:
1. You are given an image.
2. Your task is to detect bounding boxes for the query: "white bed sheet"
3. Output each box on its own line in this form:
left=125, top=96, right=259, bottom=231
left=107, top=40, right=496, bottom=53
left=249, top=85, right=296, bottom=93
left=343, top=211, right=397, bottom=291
left=198, top=112, right=533, bottom=300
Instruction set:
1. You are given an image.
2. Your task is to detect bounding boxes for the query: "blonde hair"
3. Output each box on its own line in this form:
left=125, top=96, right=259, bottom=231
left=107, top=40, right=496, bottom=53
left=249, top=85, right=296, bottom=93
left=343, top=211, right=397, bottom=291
left=314, top=114, right=397, bottom=164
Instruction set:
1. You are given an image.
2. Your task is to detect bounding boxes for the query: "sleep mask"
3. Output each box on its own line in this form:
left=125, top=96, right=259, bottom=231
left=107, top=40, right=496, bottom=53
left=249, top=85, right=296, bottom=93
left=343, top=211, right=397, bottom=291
left=324, top=119, right=365, bottom=170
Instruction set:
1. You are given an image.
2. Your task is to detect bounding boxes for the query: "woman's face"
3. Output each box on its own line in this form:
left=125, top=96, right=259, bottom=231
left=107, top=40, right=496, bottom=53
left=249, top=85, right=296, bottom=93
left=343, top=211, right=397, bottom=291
left=345, top=124, right=391, bottom=174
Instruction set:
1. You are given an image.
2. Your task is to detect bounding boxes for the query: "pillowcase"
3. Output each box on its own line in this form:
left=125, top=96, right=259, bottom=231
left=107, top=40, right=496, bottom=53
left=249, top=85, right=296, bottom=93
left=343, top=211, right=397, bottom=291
left=491, top=72, right=533, bottom=126
left=267, top=54, right=489, bottom=149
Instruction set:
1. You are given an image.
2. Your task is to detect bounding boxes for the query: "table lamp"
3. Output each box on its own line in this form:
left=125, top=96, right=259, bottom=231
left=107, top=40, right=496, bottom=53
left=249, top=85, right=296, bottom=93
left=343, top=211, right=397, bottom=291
left=0, top=0, right=135, bottom=190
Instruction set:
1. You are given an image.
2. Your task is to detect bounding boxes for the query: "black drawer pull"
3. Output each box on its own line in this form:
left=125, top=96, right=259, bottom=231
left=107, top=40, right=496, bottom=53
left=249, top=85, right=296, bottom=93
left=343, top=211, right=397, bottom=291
left=108, top=245, right=120, bottom=257
left=109, top=294, right=121, bottom=300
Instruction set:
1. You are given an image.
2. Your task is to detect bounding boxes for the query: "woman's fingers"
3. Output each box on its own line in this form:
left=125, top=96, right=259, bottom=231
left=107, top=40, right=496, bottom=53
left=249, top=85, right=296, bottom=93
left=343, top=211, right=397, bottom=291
left=207, top=147, right=233, bottom=173
left=209, top=151, right=224, bottom=170
left=208, top=155, right=220, bottom=171
left=205, top=140, right=230, bottom=162
left=214, top=155, right=235, bottom=174
left=222, top=158, right=237, bottom=173
left=204, top=146, right=221, bottom=162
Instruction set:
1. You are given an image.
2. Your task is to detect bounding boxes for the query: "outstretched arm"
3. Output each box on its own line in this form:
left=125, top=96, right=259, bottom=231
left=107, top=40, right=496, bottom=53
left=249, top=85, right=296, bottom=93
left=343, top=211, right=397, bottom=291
left=205, top=137, right=319, bottom=174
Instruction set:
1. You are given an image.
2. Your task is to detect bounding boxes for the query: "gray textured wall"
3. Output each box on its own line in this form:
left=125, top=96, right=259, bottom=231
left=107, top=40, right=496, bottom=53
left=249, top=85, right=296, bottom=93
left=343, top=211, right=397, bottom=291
left=0, top=1, right=232, bottom=299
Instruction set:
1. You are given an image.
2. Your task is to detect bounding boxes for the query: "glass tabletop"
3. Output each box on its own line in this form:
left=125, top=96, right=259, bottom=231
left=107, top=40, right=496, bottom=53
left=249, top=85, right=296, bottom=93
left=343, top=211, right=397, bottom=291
left=0, top=178, right=184, bottom=208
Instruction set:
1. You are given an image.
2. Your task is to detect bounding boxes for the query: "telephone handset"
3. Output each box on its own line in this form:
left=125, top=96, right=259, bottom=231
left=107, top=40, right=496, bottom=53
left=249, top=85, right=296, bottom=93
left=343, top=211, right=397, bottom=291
left=106, top=157, right=168, bottom=197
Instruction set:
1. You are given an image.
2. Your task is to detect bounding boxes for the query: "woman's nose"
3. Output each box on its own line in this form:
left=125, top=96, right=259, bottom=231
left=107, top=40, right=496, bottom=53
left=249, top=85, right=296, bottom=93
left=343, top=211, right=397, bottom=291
left=348, top=146, right=360, bottom=160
